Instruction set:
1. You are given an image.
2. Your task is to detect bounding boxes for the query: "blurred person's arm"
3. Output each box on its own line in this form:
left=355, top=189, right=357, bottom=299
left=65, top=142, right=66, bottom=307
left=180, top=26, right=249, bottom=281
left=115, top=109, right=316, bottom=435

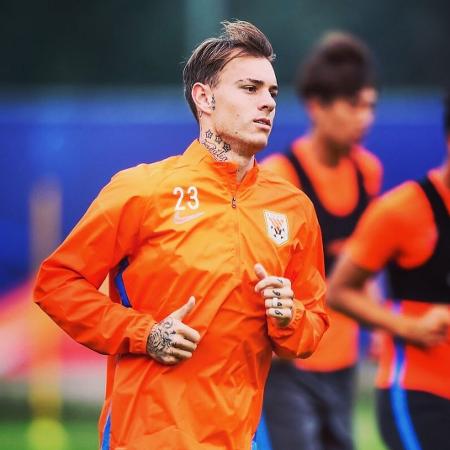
left=328, top=193, right=449, bottom=348
left=328, top=255, right=449, bottom=348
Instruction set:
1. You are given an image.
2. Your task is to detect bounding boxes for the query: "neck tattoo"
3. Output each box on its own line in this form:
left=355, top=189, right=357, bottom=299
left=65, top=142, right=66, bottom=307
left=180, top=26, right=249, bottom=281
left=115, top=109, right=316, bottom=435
left=201, top=129, right=232, bottom=162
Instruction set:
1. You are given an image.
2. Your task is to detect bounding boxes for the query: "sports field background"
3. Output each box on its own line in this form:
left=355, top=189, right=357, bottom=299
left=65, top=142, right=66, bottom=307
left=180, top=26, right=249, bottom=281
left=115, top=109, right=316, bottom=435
left=0, top=396, right=385, bottom=450
left=0, top=361, right=386, bottom=450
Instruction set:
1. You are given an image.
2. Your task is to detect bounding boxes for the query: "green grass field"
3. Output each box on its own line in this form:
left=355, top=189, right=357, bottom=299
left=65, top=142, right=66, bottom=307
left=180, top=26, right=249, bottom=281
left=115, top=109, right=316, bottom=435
left=354, top=393, right=387, bottom=450
left=0, top=393, right=386, bottom=450
left=0, top=420, right=95, bottom=450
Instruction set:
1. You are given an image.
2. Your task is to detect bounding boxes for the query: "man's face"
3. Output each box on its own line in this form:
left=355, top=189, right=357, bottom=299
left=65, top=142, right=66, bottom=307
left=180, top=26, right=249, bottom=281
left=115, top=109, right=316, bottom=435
left=310, top=87, right=377, bottom=148
left=209, top=55, right=278, bottom=155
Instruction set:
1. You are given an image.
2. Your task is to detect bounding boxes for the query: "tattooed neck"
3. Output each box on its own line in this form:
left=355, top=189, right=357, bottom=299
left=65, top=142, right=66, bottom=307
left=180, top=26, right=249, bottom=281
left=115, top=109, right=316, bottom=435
left=200, top=129, right=232, bottom=162
left=200, top=129, right=255, bottom=182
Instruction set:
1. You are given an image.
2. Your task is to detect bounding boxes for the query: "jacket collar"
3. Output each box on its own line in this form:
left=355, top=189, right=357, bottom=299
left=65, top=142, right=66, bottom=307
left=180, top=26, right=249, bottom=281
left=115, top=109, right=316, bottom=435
left=180, top=140, right=260, bottom=188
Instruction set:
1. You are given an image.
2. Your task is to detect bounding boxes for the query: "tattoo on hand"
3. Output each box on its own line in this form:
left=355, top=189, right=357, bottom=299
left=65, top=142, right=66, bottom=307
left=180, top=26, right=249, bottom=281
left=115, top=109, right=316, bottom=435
left=147, top=317, right=175, bottom=361
left=273, top=289, right=281, bottom=297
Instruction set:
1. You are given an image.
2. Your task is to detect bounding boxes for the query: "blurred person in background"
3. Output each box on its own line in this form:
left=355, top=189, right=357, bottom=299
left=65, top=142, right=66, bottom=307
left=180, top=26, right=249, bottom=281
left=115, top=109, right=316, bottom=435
left=328, top=92, right=450, bottom=450
left=33, top=20, right=328, bottom=450
left=260, top=32, right=381, bottom=450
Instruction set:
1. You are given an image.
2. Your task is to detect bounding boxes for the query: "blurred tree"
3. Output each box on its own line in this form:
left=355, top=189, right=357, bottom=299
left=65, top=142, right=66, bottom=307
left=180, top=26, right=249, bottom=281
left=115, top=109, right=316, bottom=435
left=0, top=0, right=448, bottom=87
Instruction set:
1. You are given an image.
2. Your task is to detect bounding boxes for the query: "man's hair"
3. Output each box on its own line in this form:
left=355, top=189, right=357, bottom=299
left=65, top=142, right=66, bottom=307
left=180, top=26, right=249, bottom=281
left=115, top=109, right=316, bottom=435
left=183, top=20, right=275, bottom=120
left=297, top=31, right=375, bottom=103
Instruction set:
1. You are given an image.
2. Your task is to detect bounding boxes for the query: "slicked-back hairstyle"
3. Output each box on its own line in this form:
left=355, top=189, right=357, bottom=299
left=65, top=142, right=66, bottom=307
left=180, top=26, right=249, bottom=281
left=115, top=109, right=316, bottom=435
left=297, top=31, right=376, bottom=103
left=183, top=20, right=275, bottom=121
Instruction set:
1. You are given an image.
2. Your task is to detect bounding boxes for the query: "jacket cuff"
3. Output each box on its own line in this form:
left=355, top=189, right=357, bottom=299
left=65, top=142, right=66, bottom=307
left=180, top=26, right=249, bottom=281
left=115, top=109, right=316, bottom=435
left=270, top=299, right=305, bottom=336
left=130, top=315, right=156, bottom=354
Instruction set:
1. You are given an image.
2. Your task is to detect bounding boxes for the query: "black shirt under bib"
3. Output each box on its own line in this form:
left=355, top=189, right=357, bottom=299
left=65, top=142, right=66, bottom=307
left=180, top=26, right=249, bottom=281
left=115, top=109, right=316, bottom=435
left=286, top=149, right=370, bottom=274
left=387, top=177, right=450, bottom=304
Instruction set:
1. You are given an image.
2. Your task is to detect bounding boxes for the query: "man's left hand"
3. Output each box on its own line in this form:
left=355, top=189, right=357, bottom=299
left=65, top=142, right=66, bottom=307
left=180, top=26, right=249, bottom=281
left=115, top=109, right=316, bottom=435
left=254, top=263, right=294, bottom=328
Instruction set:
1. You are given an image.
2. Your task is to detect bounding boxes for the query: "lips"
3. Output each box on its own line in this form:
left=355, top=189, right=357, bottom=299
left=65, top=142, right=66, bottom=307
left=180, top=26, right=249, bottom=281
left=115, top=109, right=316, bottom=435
left=254, top=118, right=271, bottom=128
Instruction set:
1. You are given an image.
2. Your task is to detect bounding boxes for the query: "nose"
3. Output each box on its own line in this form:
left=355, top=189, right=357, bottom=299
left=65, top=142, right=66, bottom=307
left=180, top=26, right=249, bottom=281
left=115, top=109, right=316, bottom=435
left=259, top=90, right=276, bottom=113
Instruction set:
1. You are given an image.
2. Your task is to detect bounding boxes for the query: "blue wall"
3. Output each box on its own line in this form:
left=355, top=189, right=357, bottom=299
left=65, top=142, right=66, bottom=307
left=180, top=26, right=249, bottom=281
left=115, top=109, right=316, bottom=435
left=0, top=90, right=446, bottom=292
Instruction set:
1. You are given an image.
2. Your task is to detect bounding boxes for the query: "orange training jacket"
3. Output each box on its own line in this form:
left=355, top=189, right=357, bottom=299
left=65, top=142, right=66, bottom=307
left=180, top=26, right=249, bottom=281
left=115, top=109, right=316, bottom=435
left=34, top=140, right=328, bottom=450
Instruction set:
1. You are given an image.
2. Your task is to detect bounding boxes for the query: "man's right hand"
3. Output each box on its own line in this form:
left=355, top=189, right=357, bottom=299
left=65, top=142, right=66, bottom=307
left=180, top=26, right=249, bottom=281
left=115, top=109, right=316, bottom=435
left=146, top=296, right=200, bottom=365
left=400, top=305, right=450, bottom=348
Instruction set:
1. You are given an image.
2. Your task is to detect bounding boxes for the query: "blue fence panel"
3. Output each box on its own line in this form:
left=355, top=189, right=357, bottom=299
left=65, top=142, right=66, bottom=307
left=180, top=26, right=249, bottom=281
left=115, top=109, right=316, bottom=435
left=0, top=91, right=446, bottom=292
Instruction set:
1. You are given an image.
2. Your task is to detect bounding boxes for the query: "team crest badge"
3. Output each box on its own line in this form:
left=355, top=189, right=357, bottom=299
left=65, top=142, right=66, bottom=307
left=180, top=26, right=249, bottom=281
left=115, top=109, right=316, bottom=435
left=263, top=210, right=289, bottom=246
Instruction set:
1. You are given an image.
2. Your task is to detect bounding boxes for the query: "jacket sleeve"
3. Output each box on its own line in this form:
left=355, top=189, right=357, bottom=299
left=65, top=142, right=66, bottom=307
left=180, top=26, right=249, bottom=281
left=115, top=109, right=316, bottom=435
left=268, top=199, right=328, bottom=358
left=33, top=166, right=156, bottom=356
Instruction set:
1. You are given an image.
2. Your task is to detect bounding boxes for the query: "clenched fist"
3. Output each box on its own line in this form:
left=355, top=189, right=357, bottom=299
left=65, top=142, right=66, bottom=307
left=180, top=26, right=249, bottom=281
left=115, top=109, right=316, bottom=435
left=254, top=263, right=294, bottom=328
left=147, top=296, right=201, bottom=365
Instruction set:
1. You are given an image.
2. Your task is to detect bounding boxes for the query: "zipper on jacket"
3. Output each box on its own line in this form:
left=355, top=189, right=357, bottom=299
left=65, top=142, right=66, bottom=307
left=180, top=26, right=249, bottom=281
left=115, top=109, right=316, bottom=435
left=230, top=191, right=240, bottom=278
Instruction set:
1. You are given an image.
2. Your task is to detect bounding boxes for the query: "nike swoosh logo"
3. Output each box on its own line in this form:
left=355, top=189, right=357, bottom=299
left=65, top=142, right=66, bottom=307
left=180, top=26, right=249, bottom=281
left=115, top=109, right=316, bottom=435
left=173, top=211, right=205, bottom=225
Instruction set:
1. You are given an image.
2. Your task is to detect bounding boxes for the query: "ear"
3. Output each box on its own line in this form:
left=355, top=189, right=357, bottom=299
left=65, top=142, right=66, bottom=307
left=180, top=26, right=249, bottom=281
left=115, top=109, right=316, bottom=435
left=192, top=82, right=214, bottom=117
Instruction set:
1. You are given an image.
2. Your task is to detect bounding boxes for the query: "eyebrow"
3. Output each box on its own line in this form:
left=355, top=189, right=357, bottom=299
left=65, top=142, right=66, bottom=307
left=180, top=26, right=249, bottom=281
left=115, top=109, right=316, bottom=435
left=236, top=78, right=278, bottom=93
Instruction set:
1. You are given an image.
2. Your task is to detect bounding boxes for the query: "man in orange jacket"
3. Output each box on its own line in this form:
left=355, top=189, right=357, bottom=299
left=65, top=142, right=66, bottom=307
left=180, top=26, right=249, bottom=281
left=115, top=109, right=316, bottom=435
left=328, top=92, right=450, bottom=450
left=34, top=20, right=328, bottom=450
